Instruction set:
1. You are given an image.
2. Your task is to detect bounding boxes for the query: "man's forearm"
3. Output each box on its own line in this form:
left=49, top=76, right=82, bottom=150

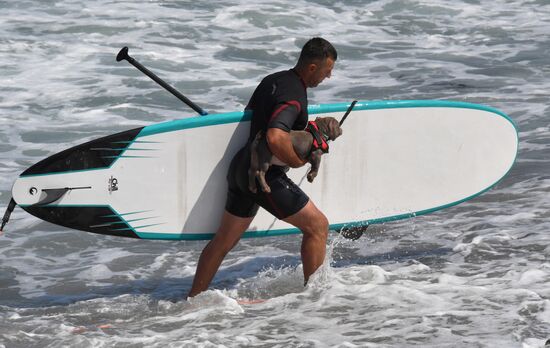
left=266, top=128, right=306, bottom=168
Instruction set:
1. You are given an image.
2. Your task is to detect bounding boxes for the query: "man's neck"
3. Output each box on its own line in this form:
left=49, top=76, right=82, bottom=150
left=293, top=66, right=309, bottom=89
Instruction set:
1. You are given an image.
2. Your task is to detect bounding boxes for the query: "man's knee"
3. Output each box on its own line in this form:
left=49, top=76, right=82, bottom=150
left=303, top=212, right=329, bottom=238
left=284, top=201, right=329, bottom=239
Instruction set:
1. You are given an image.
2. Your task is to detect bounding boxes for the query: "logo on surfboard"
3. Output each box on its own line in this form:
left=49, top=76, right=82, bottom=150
left=108, top=176, right=119, bottom=193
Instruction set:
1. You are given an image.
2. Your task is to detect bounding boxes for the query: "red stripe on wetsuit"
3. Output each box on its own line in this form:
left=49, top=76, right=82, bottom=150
left=269, top=100, right=301, bottom=122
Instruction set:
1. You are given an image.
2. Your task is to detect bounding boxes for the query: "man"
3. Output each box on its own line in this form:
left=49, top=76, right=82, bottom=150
left=188, top=37, right=337, bottom=298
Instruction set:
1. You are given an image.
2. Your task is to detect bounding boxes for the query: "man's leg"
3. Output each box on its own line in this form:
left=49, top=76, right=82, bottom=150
left=283, top=200, right=329, bottom=284
left=187, top=210, right=254, bottom=298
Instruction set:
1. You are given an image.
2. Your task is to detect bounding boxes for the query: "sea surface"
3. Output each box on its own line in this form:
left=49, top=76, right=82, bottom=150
left=0, top=1, right=549, bottom=347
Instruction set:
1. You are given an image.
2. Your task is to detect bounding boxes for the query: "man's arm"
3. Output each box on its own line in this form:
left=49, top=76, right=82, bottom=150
left=266, top=128, right=307, bottom=168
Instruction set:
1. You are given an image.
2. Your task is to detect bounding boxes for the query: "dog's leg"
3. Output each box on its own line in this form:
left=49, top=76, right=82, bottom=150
left=257, top=139, right=272, bottom=193
left=258, top=165, right=271, bottom=193
left=307, top=150, right=323, bottom=183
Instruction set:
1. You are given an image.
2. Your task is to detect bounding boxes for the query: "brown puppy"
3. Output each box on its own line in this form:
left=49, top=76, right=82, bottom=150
left=248, top=116, right=343, bottom=193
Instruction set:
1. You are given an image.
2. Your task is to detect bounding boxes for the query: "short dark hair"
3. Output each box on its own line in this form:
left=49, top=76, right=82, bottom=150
left=297, top=37, right=337, bottom=66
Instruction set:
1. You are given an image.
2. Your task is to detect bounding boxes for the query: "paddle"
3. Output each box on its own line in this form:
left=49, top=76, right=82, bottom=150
left=339, top=100, right=357, bottom=126
left=116, top=47, right=208, bottom=116
left=339, top=100, right=366, bottom=240
left=0, top=198, right=16, bottom=233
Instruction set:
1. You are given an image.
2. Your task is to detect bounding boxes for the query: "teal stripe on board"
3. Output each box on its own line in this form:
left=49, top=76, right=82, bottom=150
left=138, top=111, right=250, bottom=137
left=137, top=100, right=517, bottom=138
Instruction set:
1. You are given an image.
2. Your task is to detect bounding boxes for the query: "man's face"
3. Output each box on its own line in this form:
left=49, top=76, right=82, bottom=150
left=308, top=57, right=335, bottom=88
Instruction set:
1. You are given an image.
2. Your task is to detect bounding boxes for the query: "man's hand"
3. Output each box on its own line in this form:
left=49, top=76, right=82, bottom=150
left=266, top=128, right=307, bottom=168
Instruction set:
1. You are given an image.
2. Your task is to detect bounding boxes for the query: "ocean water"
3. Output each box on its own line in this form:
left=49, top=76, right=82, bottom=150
left=0, top=0, right=549, bottom=347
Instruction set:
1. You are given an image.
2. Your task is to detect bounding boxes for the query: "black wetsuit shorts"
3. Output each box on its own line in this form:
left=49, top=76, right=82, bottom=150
left=225, top=145, right=309, bottom=219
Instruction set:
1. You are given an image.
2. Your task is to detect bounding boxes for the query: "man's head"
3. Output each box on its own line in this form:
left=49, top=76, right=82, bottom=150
left=295, top=38, right=337, bottom=88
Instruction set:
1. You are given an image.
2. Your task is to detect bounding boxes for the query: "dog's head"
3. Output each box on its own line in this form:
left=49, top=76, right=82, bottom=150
left=314, top=117, right=343, bottom=141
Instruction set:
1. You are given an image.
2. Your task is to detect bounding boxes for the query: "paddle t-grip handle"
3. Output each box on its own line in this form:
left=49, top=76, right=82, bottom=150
left=116, top=47, right=208, bottom=116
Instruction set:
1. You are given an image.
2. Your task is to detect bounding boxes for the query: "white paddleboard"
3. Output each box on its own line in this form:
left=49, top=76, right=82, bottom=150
left=11, top=100, right=518, bottom=240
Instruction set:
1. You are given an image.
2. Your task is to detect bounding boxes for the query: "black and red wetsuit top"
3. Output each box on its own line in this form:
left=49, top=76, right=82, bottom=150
left=246, top=68, right=308, bottom=142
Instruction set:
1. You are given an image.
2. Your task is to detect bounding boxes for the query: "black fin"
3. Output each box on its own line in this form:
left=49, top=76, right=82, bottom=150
left=31, top=188, right=70, bottom=207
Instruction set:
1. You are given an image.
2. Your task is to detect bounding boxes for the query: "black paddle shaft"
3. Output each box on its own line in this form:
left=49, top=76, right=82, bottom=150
left=0, top=198, right=16, bottom=232
left=339, top=100, right=358, bottom=127
left=116, top=47, right=208, bottom=116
